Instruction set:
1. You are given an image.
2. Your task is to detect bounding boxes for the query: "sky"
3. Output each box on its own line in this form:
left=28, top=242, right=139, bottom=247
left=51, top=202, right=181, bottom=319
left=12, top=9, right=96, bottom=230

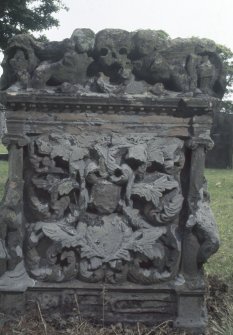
left=45, top=0, right=233, bottom=50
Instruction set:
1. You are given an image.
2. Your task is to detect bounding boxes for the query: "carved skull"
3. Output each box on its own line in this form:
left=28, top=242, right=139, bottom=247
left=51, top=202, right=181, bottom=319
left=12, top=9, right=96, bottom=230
left=94, top=29, right=133, bottom=81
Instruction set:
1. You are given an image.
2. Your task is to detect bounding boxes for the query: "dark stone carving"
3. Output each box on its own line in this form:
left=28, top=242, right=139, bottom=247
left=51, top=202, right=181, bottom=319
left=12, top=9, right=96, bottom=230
left=23, top=133, right=183, bottom=284
left=0, top=29, right=226, bottom=98
left=186, top=186, right=220, bottom=266
left=0, top=29, right=225, bottom=334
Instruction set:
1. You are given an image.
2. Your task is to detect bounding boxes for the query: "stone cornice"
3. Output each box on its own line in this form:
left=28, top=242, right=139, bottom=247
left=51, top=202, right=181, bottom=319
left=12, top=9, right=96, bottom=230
left=0, top=92, right=218, bottom=117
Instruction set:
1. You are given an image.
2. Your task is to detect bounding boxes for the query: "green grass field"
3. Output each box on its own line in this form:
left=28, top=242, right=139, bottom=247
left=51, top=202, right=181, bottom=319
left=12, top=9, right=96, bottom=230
left=205, top=169, right=233, bottom=285
left=0, top=143, right=7, bottom=154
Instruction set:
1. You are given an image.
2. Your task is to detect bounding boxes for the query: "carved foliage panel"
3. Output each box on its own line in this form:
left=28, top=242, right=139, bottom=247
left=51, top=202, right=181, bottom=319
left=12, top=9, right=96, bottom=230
left=24, top=132, right=185, bottom=284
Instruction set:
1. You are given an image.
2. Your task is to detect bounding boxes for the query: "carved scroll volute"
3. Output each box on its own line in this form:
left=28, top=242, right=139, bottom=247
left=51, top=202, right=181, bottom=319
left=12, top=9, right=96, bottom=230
left=0, top=135, right=34, bottom=289
left=181, top=138, right=219, bottom=283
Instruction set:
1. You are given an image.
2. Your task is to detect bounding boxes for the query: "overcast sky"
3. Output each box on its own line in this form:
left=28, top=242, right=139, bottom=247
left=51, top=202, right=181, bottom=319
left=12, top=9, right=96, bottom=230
left=45, top=0, right=233, bottom=50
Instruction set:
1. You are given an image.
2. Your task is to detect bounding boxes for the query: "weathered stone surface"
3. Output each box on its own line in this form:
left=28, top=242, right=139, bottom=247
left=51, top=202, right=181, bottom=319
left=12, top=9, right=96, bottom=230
left=0, top=28, right=224, bottom=334
left=20, top=132, right=184, bottom=285
left=0, top=29, right=226, bottom=98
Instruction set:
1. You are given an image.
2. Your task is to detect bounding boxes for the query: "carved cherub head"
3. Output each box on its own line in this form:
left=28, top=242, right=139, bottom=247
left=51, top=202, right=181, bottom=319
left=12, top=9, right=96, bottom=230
left=71, top=28, right=95, bottom=54
left=132, top=29, right=170, bottom=58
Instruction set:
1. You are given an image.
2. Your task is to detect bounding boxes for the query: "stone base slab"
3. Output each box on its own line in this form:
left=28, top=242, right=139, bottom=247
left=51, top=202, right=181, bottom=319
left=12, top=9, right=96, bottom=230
left=0, top=282, right=206, bottom=333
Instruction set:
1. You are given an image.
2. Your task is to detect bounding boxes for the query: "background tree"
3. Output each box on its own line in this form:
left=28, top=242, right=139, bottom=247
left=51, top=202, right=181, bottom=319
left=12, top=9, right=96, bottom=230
left=0, top=0, right=68, bottom=51
left=206, top=44, right=233, bottom=169
left=217, top=44, right=233, bottom=112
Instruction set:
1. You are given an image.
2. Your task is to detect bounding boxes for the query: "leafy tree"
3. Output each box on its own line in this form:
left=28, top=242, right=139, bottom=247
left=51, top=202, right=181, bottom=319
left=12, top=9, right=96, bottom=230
left=217, top=44, right=233, bottom=112
left=0, top=0, right=68, bottom=51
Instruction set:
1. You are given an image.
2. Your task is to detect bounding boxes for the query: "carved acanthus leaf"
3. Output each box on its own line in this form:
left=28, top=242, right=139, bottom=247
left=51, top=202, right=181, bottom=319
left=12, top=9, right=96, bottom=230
left=131, top=176, right=178, bottom=207
left=70, top=148, right=89, bottom=163
left=126, top=144, right=148, bottom=164
left=94, top=144, right=123, bottom=175
left=163, top=194, right=184, bottom=219
left=79, top=242, right=104, bottom=260
left=41, top=223, right=81, bottom=249
left=130, top=228, right=166, bottom=260
left=89, top=257, right=103, bottom=270
left=105, top=247, right=131, bottom=263
left=121, top=203, right=148, bottom=229
left=57, top=179, right=79, bottom=196
left=147, top=146, right=164, bottom=165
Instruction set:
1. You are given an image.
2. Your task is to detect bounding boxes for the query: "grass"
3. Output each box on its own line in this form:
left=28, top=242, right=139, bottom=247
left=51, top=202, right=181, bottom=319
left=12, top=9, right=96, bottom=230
left=204, top=169, right=233, bottom=285
left=0, top=142, right=7, bottom=154
left=204, top=169, right=233, bottom=335
left=210, top=305, right=233, bottom=335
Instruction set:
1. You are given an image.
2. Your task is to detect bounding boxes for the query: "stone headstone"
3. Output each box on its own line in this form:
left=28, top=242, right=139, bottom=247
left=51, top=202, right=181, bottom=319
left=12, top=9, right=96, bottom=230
left=0, top=29, right=225, bottom=334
